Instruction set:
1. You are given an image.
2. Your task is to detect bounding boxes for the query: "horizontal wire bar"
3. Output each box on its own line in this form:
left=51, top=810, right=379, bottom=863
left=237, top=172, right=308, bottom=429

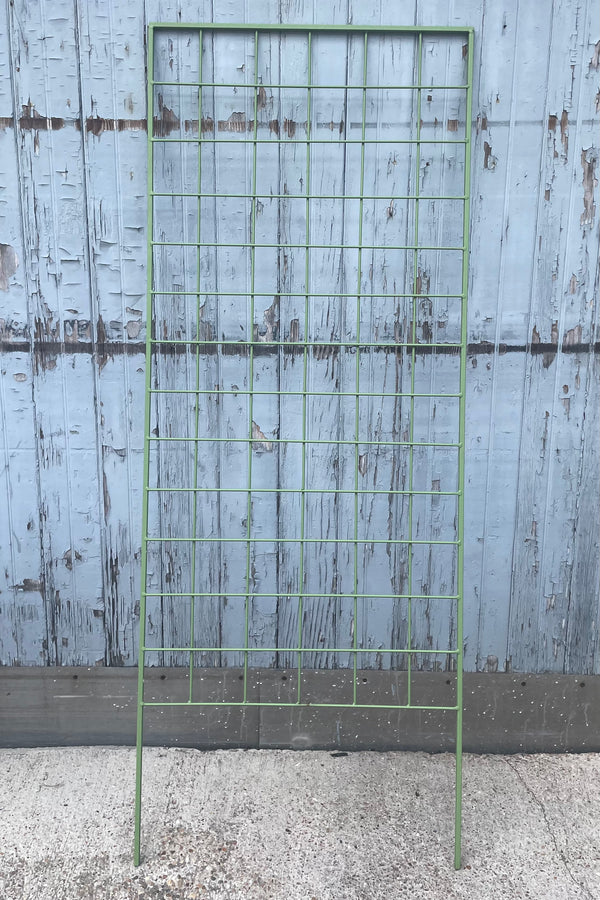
left=143, top=591, right=458, bottom=599
left=152, top=191, right=467, bottom=200
left=142, top=647, right=458, bottom=655
left=145, top=537, right=459, bottom=544
left=150, top=22, right=473, bottom=34
left=146, top=488, right=460, bottom=496
left=149, top=389, right=461, bottom=397
left=152, top=240, right=465, bottom=250
left=152, top=137, right=467, bottom=145
left=149, top=339, right=462, bottom=349
left=141, top=700, right=459, bottom=710
left=151, top=80, right=468, bottom=91
left=150, top=290, right=464, bottom=298
left=147, top=437, right=459, bottom=447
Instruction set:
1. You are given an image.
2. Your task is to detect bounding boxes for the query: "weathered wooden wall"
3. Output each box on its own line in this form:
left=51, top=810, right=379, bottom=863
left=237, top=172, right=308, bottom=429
left=0, top=0, right=598, bottom=674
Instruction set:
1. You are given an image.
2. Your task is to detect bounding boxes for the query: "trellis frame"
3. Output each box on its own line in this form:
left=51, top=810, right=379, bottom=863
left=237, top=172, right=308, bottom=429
left=135, top=22, right=473, bottom=869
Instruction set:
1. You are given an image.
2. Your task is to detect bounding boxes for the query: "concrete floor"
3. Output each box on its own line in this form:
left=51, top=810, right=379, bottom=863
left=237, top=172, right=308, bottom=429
left=0, top=747, right=598, bottom=899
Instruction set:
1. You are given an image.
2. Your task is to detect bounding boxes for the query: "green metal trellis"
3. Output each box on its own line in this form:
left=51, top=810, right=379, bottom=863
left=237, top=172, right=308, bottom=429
left=135, top=22, right=473, bottom=869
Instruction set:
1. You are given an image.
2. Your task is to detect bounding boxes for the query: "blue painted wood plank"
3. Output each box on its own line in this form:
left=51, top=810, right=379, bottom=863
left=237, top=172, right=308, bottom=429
left=8, top=0, right=106, bottom=664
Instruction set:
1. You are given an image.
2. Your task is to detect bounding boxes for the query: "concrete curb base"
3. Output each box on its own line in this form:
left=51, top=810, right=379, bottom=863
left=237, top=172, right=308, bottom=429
left=1, top=667, right=597, bottom=752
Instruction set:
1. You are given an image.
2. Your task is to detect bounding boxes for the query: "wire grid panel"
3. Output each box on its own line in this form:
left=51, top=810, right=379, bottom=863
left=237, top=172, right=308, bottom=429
left=136, top=23, right=473, bottom=868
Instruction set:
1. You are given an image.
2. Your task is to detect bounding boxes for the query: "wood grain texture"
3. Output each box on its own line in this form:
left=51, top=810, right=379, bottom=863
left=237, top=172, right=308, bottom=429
left=0, top=0, right=598, bottom=674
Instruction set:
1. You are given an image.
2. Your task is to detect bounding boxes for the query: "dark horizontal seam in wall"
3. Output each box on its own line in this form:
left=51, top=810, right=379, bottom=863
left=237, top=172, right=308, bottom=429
left=0, top=115, right=148, bottom=132
left=468, top=342, right=599, bottom=355
left=0, top=341, right=598, bottom=357
left=0, top=115, right=598, bottom=133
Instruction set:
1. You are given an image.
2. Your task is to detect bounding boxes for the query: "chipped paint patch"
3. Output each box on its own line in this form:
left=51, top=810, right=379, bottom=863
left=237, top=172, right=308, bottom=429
left=0, top=243, right=18, bottom=291
left=483, top=141, right=497, bottom=170
left=19, top=102, right=64, bottom=131
left=63, top=549, right=83, bottom=571
left=218, top=112, right=248, bottom=133
left=13, top=578, right=44, bottom=592
left=560, top=110, right=568, bottom=157
left=580, top=148, right=597, bottom=226
left=251, top=422, right=273, bottom=453
left=126, top=320, right=142, bottom=339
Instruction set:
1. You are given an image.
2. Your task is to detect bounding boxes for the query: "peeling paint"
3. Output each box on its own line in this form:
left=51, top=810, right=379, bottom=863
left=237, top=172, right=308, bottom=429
left=257, top=86, right=268, bottom=109
left=13, top=578, right=44, bottom=593
left=483, top=141, right=497, bottom=170
left=251, top=421, right=273, bottom=453
left=560, top=110, right=568, bottom=157
left=563, top=324, right=582, bottom=348
left=254, top=297, right=279, bottom=342
left=287, top=319, right=299, bottom=343
left=84, top=116, right=147, bottom=136
left=19, top=102, right=64, bottom=131
left=415, top=268, right=430, bottom=295
left=63, top=549, right=82, bottom=571
left=126, top=320, right=142, bottom=339
left=153, top=97, right=180, bottom=136
left=218, top=111, right=248, bottom=133
left=580, top=148, right=597, bottom=226
left=541, top=321, right=559, bottom=368
left=103, top=472, right=111, bottom=520
left=0, top=243, right=19, bottom=291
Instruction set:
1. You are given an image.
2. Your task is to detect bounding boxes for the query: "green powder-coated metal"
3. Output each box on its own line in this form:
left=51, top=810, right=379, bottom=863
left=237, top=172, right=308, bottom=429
left=188, top=30, right=204, bottom=705
left=134, top=18, right=155, bottom=869
left=243, top=30, right=260, bottom=704
left=297, top=30, right=312, bottom=704
left=148, top=390, right=462, bottom=397
left=455, top=27, right=474, bottom=871
left=136, top=23, right=473, bottom=870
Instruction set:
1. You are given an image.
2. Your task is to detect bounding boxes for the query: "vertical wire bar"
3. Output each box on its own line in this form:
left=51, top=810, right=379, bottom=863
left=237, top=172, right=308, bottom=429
left=134, top=22, right=155, bottom=867
left=352, top=33, right=368, bottom=703
left=207, top=28, right=227, bottom=666
left=188, top=31, right=204, bottom=702
left=274, top=30, right=283, bottom=671
left=297, top=32, right=312, bottom=702
left=244, top=32, right=260, bottom=701
left=454, top=28, right=474, bottom=873
left=406, top=33, right=423, bottom=707
left=209, top=31, right=224, bottom=668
